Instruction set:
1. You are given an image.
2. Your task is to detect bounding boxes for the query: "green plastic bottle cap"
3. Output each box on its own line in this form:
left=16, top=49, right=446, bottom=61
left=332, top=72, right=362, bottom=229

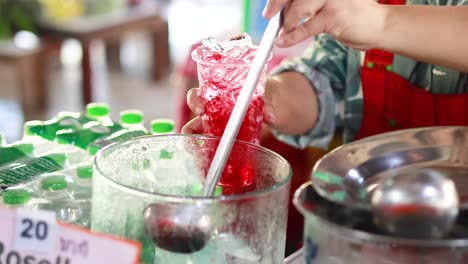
left=88, top=145, right=100, bottom=156
left=41, top=174, right=69, bottom=191
left=77, top=165, right=93, bottom=179
left=151, top=119, right=175, bottom=134
left=3, top=189, right=32, bottom=205
left=86, top=102, right=110, bottom=118
left=120, top=110, right=144, bottom=125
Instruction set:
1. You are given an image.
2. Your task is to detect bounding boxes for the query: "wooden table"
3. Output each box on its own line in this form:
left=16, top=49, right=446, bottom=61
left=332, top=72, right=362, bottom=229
left=40, top=4, right=170, bottom=104
left=0, top=41, right=47, bottom=113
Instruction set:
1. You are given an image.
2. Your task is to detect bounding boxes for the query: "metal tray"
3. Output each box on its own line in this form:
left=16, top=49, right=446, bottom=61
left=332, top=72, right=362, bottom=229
left=311, top=126, right=468, bottom=210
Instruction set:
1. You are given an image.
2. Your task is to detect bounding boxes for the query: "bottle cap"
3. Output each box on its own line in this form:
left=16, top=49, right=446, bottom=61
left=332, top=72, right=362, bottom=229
left=151, top=119, right=175, bottom=134
left=86, top=102, right=110, bottom=118
left=120, top=110, right=144, bottom=125
left=41, top=174, right=69, bottom=191
left=77, top=165, right=93, bottom=179
left=3, top=189, right=32, bottom=205
left=88, top=145, right=100, bottom=156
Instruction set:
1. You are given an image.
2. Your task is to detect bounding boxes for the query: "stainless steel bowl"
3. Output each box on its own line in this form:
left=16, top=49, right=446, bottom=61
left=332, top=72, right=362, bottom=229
left=311, top=126, right=468, bottom=211
left=294, top=182, right=468, bottom=264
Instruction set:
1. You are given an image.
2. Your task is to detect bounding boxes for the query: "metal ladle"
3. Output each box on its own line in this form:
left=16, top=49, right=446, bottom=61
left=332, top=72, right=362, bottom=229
left=371, top=168, right=459, bottom=239
left=143, top=10, right=284, bottom=254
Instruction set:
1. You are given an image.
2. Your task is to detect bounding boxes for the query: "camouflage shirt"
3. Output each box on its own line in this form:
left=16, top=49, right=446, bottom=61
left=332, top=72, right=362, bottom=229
left=272, top=0, right=468, bottom=150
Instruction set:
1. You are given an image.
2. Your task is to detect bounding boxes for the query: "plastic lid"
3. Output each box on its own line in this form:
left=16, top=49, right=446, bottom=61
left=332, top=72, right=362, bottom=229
left=3, top=189, right=32, bottom=205
left=86, top=102, right=110, bottom=118
left=41, top=174, right=69, bottom=191
left=120, top=110, right=144, bottom=125
left=88, top=145, right=100, bottom=156
left=151, top=119, right=175, bottom=134
left=77, top=165, right=93, bottom=179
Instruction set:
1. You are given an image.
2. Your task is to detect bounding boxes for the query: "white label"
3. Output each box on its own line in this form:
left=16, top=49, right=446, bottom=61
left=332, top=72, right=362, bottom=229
left=14, top=208, right=57, bottom=254
left=0, top=206, right=141, bottom=264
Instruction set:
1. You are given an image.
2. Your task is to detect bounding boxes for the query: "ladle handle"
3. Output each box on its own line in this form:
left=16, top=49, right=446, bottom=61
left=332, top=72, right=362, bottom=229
left=203, top=11, right=283, bottom=197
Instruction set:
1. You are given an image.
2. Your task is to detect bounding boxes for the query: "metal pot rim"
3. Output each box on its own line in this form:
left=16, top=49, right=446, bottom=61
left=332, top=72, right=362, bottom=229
left=294, top=182, right=468, bottom=248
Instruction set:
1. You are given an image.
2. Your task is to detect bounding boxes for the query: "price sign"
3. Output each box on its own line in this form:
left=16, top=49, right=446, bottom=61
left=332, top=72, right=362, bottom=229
left=0, top=206, right=141, bottom=264
left=14, top=208, right=57, bottom=253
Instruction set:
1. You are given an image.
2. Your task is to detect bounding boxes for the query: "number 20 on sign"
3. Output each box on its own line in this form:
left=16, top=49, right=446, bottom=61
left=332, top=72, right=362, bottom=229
left=14, top=208, right=57, bottom=254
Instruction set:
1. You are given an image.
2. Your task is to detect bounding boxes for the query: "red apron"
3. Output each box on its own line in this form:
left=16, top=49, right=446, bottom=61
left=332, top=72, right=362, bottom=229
left=356, top=0, right=468, bottom=139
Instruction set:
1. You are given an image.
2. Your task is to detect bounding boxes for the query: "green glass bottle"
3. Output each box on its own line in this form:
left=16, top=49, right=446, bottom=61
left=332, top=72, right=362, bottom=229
left=0, top=153, right=68, bottom=189
left=0, top=143, right=35, bottom=167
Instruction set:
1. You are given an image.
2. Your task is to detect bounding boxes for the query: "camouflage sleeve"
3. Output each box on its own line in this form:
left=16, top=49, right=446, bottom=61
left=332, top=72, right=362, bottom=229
left=270, top=34, right=349, bottom=149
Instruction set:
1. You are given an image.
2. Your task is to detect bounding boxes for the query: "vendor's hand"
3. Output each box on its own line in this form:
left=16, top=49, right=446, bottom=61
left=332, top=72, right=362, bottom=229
left=263, top=0, right=387, bottom=50
left=182, top=72, right=318, bottom=136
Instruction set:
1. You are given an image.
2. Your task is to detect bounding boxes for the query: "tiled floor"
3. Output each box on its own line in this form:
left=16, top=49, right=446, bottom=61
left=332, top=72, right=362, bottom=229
left=0, top=0, right=243, bottom=142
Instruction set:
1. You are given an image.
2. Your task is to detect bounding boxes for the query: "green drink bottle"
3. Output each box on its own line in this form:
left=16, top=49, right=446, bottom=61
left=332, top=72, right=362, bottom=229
left=86, top=102, right=113, bottom=125
left=120, top=110, right=147, bottom=131
left=0, top=153, right=68, bottom=189
left=23, top=102, right=111, bottom=142
left=0, top=143, right=35, bottom=167
left=74, top=164, right=93, bottom=227
left=55, top=103, right=123, bottom=150
left=56, top=121, right=123, bottom=150
left=1, top=188, right=35, bottom=208
left=88, top=110, right=149, bottom=155
left=24, top=112, right=94, bottom=141
left=150, top=118, right=175, bottom=135
left=38, top=173, right=84, bottom=226
left=74, top=164, right=93, bottom=195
